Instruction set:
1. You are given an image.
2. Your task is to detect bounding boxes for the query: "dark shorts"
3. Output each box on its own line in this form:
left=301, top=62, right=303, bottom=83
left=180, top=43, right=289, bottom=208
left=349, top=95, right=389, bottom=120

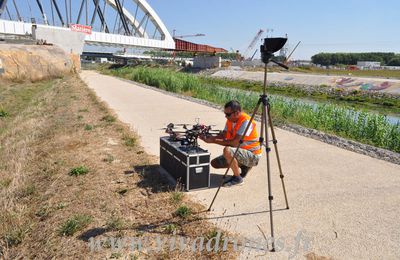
left=213, top=147, right=260, bottom=168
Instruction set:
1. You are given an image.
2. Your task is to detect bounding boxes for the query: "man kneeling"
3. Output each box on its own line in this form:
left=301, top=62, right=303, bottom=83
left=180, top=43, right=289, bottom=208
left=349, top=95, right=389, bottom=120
left=199, top=100, right=262, bottom=187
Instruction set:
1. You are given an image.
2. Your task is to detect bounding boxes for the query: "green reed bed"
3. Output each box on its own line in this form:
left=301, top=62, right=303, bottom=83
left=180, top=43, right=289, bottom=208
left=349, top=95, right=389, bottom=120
left=101, top=66, right=400, bottom=152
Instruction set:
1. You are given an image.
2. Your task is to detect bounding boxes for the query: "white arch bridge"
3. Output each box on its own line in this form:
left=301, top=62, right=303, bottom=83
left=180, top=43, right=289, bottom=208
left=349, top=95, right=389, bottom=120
left=0, top=0, right=175, bottom=51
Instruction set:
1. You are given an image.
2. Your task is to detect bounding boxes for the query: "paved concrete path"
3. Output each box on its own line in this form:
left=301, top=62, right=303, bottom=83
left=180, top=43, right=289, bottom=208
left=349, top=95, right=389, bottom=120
left=212, top=69, right=400, bottom=95
left=81, top=71, right=400, bottom=259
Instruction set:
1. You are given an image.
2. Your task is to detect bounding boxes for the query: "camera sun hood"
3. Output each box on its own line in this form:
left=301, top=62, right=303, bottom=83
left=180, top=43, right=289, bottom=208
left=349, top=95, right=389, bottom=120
left=260, top=37, right=289, bottom=69
left=261, top=37, right=287, bottom=54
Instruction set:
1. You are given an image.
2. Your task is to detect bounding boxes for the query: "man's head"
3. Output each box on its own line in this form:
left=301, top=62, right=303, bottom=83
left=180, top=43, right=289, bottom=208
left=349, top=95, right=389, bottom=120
left=224, top=100, right=242, bottom=122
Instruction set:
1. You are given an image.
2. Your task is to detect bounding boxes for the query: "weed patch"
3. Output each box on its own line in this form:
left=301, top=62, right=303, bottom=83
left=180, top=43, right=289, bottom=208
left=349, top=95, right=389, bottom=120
left=84, top=124, right=93, bottom=131
left=175, top=205, right=192, bottom=218
left=0, top=178, right=12, bottom=189
left=123, top=135, right=136, bottom=147
left=58, top=214, right=92, bottom=236
left=101, top=115, right=116, bottom=123
left=0, top=109, right=9, bottom=118
left=18, top=184, right=36, bottom=198
left=69, top=166, right=89, bottom=176
left=4, top=226, right=30, bottom=246
left=106, top=215, right=124, bottom=231
left=170, top=191, right=184, bottom=205
left=163, top=223, right=177, bottom=234
left=103, top=153, right=115, bottom=163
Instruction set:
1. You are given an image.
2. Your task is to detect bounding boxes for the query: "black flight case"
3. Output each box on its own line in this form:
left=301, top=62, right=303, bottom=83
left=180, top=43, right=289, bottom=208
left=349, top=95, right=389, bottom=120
left=160, top=136, right=210, bottom=191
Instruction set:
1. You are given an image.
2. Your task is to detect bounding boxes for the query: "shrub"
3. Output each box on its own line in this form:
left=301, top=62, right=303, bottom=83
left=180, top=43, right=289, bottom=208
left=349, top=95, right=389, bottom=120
left=69, top=166, right=89, bottom=176
left=175, top=205, right=192, bottom=218
left=0, top=109, right=9, bottom=118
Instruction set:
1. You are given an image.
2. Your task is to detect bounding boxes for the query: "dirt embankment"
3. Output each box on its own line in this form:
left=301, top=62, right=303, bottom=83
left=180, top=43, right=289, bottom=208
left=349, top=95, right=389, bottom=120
left=0, top=44, right=77, bottom=82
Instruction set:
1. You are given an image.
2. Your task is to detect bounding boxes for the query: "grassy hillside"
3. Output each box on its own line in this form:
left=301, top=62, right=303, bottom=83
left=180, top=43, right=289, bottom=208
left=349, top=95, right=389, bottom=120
left=0, top=76, right=237, bottom=259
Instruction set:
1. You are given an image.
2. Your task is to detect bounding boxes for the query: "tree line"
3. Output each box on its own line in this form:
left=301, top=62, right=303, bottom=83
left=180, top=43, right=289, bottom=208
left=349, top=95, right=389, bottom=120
left=311, top=52, right=400, bottom=66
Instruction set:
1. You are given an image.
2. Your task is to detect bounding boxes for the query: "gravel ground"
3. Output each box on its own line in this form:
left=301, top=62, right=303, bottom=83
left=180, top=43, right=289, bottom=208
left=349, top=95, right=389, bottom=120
left=211, top=68, right=400, bottom=95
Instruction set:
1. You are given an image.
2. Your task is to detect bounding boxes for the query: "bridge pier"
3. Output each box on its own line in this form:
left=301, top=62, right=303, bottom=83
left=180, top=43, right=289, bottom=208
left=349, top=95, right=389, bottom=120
left=193, top=56, right=221, bottom=69
left=32, top=25, right=86, bottom=71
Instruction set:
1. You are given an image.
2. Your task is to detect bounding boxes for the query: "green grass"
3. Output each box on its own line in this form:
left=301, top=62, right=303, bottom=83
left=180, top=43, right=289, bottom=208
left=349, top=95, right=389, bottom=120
left=99, top=66, right=400, bottom=153
left=35, top=206, right=51, bottom=219
left=170, top=191, right=184, bottom=205
left=18, top=184, right=36, bottom=198
left=101, top=115, right=116, bottom=123
left=163, top=223, right=177, bottom=233
left=0, top=178, right=12, bottom=189
left=56, top=202, right=67, bottom=210
left=84, top=124, right=93, bottom=131
left=58, top=214, right=92, bottom=236
left=205, top=229, right=225, bottom=248
left=69, top=166, right=89, bottom=176
left=122, top=135, right=136, bottom=147
left=175, top=205, right=192, bottom=218
left=0, top=109, right=9, bottom=117
left=4, top=225, right=30, bottom=246
left=110, top=253, right=122, bottom=259
left=0, top=81, right=54, bottom=135
left=105, top=215, right=124, bottom=231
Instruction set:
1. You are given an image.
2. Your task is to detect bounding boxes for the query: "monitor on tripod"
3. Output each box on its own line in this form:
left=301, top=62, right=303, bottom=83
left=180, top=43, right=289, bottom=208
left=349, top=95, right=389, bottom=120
left=260, top=37, right=289, bottom=69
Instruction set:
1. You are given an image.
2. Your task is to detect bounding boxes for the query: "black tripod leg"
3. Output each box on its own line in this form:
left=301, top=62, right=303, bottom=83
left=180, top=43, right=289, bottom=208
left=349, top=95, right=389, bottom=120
left=267, top=105, right=289, bottom=210
left=262, top=101, right=276, bottom=252
left=207, top=99, right=262, bottom=211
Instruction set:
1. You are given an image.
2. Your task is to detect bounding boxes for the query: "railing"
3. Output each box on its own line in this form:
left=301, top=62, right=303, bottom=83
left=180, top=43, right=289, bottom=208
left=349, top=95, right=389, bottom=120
left=0, top=19, right=175, bottom=49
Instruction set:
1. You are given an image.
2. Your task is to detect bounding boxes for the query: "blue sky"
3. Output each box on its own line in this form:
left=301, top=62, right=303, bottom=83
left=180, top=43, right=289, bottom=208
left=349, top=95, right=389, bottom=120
left=4, top=0, right=399, bottom=59
left=147, top=0, right=400, bottom=59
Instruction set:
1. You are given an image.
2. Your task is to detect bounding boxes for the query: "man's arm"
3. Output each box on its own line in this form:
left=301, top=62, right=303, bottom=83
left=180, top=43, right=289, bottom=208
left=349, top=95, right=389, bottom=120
left=200, top=131, right=242, bottom=147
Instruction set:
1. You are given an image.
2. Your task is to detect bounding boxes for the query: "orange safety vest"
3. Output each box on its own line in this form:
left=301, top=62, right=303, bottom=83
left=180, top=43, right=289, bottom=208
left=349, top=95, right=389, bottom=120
left=224, top=112, right=261, bottom=155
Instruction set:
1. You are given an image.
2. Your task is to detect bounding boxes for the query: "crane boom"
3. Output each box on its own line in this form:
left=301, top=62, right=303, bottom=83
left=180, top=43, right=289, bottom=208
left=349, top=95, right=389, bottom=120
left=242, top=29, right=264, bottom=59
left=284, top=41, right=301, bottom=63
left=173, top=33, right=205, bottom=39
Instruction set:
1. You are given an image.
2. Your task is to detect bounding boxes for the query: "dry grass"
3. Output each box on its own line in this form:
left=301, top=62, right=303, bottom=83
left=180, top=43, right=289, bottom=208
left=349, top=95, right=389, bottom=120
left=0, top=75, right=238, bottom=259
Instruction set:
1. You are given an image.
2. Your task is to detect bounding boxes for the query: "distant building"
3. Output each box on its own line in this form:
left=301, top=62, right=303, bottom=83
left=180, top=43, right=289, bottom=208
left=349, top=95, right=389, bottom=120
left=291, top=60, right=312, bottom=66
left=381, top=66, right=400, bottom=70
left=357, top=61, right=381, bottom=69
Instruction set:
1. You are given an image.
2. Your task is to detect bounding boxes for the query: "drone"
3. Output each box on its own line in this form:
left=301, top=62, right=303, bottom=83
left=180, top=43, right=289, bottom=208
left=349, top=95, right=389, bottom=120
left=163, top=121, right=220, bottom=147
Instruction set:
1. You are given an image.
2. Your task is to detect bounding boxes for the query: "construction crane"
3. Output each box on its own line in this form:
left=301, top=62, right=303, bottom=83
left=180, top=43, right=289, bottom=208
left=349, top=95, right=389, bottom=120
left=172, top=30, right=205, bottom=39
left=284, top=41, right=301, bottom=64
left=242, top=29, right=264, bottom=60
left=173, top=33, right=205, bottom=39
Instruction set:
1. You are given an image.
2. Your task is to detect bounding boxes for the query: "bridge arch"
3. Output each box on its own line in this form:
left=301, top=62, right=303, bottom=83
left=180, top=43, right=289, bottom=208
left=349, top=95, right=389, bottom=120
left=0, top=0, right=174, bottom=49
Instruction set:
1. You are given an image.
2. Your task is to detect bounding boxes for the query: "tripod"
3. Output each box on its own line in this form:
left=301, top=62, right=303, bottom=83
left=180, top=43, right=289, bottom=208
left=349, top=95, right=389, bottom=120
left=207, top=37, right=290, bottom=252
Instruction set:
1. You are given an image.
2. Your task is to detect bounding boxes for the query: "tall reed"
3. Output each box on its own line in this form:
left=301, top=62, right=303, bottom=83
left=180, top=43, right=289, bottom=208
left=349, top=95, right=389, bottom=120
left=103, top=66, right=400, bottom=152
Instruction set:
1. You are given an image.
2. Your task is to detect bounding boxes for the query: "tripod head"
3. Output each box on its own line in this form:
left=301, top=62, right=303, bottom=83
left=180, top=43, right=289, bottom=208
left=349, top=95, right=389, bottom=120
left=260, top=37, right=289, bottom=70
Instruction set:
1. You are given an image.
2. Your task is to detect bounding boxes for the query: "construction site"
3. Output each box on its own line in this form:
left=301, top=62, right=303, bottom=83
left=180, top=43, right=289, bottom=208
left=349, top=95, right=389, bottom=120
left=1, top=1, right=400, bottom=259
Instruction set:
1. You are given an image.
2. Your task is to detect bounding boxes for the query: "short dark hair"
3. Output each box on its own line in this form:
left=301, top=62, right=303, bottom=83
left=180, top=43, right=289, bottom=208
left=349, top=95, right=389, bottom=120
left=224, top=100, right=241, bottom=112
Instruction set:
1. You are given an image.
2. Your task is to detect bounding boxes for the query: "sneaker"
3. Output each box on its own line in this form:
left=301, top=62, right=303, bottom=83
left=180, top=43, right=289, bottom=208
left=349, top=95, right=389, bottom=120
left=240, top=165, right=252, bottom=178
left=223, top=176, right=234, bottom=184
left=223, top=176, right=243, bottom=187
